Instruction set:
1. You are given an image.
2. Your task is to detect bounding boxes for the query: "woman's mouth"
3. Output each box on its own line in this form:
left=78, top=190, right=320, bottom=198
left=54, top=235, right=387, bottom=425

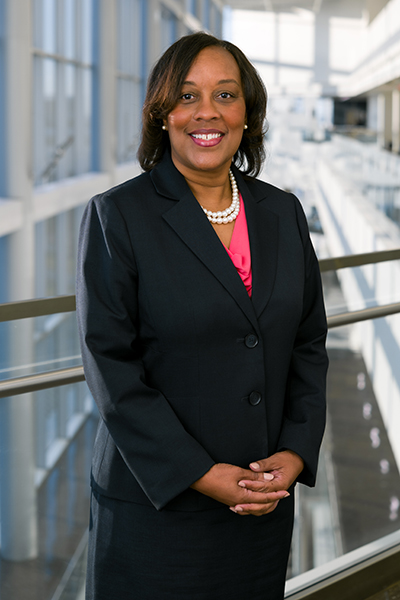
left=189, top=132, right=224, bottom=147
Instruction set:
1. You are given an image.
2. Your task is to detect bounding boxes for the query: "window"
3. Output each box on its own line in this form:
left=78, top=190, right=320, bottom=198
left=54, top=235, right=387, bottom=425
left=208, top=1, right=222, bottom=37
left=116, top=0, right=145, bottom=164
left=34, top=205, right=87, bottom=466
left=188, top=0, right=202, bottom=20
left=32, top=0, right=95, bottom=185
left=212, top=3, right=223, bottom=37
left=0, top=0, right=6, bottom=196
left=161, top=5, right=178, bottom=53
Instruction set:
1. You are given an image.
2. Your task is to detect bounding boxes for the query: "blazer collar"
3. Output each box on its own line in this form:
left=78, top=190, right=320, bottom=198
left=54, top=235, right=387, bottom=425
left=151, top=153, right=279, bottom=329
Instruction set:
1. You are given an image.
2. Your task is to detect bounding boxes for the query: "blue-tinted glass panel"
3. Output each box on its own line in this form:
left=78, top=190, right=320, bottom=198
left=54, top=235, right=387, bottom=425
left=0, top=234, right=9, bottom=375
left=43, top=0, right=57, bottom=53
left=117, top=78, right=141, bottom=163
left=64, top=0, right=76, bottom=59
left=32, top=0, right=95, bottom=183
left=118, top=0, right=142, bottom=76
left=161, top=5, right=178, bottom=52
left=188, top=0, right=201, bottom=19
left=80, top=67, right=93, bottom=173
left=81, top=0, right=93, bottom=63
left=204, top=0, right=210, bottom=30
left=33, top=57, right=57, bottom=184
left=0, top=0, right=5, bottom=195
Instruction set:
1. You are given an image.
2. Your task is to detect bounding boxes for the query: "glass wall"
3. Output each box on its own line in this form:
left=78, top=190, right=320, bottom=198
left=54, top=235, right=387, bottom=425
left=116, top=0, right=145, bottom=164
left=32, top=0, right=95, bottom=185
left=161, top=4, right=178, bottom=52
left=188, top=0, right=202, bottom=20
left=34, top=206, right=86, bottom=466
left=35, top=206, right=84, bottom=299
left=0, top=0, right=5, bottom=196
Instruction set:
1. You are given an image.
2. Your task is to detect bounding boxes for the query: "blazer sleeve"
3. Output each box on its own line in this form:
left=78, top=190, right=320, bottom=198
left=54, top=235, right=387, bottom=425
left=76, top=194, right=215, bottom=510
left=277, top=197, right=328, bottom=486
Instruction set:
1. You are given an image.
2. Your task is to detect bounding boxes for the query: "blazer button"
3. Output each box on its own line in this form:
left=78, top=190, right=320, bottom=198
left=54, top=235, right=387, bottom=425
left=244, top=333, right=259, bottom=348
left=249, top=391, right=262, bottom=406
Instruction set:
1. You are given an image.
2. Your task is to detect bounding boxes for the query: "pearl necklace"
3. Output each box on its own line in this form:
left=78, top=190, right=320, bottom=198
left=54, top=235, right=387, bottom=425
left=201, top=170, right=240, bottom=224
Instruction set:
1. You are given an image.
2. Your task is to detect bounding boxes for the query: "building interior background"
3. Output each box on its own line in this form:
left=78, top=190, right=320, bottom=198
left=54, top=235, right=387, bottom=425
left=1, top=0, right=400, bottom=598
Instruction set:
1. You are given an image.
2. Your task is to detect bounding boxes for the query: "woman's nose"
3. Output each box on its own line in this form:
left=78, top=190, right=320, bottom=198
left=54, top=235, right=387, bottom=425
left=193, top=96, right=220, bottom=121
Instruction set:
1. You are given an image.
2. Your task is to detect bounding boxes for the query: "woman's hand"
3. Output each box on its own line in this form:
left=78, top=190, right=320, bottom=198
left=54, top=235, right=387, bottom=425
left=230, top=450, right=304, bottom=516
left=190, top=463, right=290, bottom=514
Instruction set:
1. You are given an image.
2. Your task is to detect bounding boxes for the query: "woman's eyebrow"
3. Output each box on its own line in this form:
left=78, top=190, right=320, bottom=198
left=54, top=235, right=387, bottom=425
left=182, top=79, right=240, bottom=86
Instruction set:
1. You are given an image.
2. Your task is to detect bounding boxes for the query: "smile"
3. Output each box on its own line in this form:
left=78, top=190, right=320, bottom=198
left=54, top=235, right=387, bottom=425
left=189, top=132, right=224, bottom=147
left=191, top=133, right=222, bottom=140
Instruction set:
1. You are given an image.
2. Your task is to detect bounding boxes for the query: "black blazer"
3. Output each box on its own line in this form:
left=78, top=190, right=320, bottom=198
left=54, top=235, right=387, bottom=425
left=76, top=152, right=328, bottom=512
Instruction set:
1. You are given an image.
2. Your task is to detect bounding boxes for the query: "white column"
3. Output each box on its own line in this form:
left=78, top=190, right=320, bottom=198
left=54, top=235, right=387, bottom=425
left=314, top=8, right=330, bottom=93
left=0, top=0, right=38, bottom=560
left=377, top=93, right=386, bottom=149
left=384, top=91, right=393, bottom=150
left=392, top=89, right=400, bottom=154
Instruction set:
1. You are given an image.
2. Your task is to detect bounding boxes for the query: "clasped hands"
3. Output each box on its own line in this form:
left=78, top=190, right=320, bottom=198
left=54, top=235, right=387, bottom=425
left=191, top=450, right=304, bottom=516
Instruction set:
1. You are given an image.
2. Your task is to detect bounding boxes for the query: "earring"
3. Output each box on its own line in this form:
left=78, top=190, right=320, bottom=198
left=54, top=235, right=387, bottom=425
left=244, top=124, right=248, bottom=130
left=162, top=125, right=167, bottom=130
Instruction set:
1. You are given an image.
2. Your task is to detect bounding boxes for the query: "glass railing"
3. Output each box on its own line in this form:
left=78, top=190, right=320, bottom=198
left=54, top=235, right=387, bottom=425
left=0, top=249, right=399, bottom=600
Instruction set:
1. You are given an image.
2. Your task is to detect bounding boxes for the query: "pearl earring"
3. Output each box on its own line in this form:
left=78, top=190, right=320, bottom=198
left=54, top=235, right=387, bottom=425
left=244, top=124, right=248, bottom=130
left=162, top=125, right=167, bottom=130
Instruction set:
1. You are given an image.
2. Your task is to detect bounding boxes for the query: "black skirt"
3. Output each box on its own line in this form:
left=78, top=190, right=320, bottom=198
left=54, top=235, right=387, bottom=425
left=86, top=489, right=294, bottom=600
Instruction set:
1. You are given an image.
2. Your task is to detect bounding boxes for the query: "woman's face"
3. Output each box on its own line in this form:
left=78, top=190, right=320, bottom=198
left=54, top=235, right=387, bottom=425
left=165, top=46, right=247, bottom=179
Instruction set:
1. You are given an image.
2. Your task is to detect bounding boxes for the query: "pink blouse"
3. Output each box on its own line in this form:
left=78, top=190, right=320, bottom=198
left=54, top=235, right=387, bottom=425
left=223, top=194, right=252, bottom=297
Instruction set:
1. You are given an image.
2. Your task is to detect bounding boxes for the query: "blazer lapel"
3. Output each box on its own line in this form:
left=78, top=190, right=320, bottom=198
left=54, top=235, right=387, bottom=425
left=234, top=169, right=279, bottom=320
left=152, top=155, right=259, bottom=331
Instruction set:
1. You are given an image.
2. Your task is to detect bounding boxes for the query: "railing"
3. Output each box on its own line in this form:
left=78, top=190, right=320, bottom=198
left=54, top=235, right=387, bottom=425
left=1, top=249, right=400, bottom=398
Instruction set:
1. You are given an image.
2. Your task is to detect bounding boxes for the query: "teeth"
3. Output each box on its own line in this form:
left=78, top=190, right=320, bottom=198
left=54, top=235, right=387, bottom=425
left=192, top=133, right=222, bottom=140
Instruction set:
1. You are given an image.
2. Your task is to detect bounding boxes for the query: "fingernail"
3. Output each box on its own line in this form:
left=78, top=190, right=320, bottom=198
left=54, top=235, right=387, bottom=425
left=250, top=462, right=260, bottom=470
left=229, top=507, right=237, bottom=513
left=238, top=481, right=246, bottom=487
left=283, top=492, right=290, bottom=498
left=263, top=473, right=274, bottom=481
left=235, top=506, right=243, bottom=512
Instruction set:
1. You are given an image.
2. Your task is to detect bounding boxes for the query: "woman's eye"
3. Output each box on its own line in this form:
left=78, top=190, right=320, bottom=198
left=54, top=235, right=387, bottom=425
left=180, top=93, right=194, bottom=101
left=219, top=92, right=234, bottom=99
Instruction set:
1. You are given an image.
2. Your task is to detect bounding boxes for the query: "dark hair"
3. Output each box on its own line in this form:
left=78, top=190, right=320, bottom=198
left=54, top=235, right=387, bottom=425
left=137, top=32, right=268, bottom=177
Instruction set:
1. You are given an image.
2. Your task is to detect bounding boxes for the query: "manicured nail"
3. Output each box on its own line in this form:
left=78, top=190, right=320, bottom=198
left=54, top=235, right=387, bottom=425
left=235, top=506, right=243, bottom=512
left=250, top=462, right=260, bottom=470
left=229, top=507, right=237, bottom=513
left=238, top=481, right=246, bottom=487
left=263, top=473, right=274, bottom=481
left=283, top=492, right=290, bottom=498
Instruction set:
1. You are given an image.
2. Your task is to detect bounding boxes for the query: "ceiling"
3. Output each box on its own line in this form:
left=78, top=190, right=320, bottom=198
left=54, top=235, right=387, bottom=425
left=221, top=0, right=325, bottom=13
left=221, top=0, right=391, bottom=22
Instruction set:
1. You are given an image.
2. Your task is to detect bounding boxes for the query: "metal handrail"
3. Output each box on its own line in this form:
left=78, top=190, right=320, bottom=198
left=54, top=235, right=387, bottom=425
left=327, top=301, right=400, bottom=328
left=318, top=248, right=400, bottom=272
left=1, top=300, right=400, bottom=397
left=0, top=295, right=76, bottom=322
left=0, top=366, right=84, bottom=398
left=0, top=249, right=399, bottom=322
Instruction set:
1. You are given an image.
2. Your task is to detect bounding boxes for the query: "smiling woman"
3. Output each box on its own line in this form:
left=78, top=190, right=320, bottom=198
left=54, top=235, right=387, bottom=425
left=77, top=31, right=328, bottom=600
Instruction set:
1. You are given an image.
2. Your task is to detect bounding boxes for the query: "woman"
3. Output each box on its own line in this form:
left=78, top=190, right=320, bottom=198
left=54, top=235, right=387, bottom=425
left=77, top=32, right=328, bottom=600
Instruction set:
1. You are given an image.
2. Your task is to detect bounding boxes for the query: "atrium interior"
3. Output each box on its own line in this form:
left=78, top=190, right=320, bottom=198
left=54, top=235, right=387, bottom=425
left=1, top=1, right=400, bottom=598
